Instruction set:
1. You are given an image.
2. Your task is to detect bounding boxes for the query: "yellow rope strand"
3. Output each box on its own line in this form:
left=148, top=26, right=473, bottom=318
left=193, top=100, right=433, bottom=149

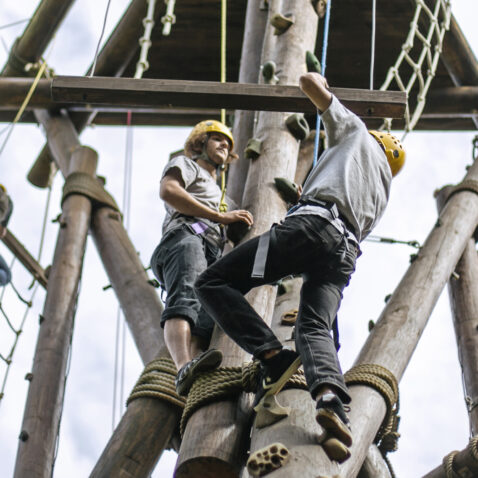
left=220, top=0, right=227, bottom=124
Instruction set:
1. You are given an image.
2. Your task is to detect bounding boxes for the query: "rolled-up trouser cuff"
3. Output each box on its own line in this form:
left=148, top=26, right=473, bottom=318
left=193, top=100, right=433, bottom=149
left=253, top=340, right=284, bottom=360
left=309, top=377, right=351, bottom=404
left=160, top=306, right=197, bottom=329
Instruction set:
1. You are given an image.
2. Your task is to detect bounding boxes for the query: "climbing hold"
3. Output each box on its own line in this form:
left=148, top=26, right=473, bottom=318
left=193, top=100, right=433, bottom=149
left=321, top=436, right=351, bottom=463
left=270, top=13, right=295, bottom=35
left=281, top=309, right=298, bottom=326
left=274, top=177, right=299, bottom=204
left=312, top=0, right=327, bottom=18
left=285, top=113, right=310, bottom=141
left=244, top=138, right=262, bottom=159
left=306, top=50, right=322, bottom=74
left=24, top=373, right=33, bottom=381
left=254, top=394, right=291, bottom=429
left=262, top=61, right=279, bottom=85
left=247, top=442, right=290, bottom=477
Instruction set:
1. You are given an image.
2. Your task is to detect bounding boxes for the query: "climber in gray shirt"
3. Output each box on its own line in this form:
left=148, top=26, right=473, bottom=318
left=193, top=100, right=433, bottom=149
left=196, top=73, right=406, bottom=463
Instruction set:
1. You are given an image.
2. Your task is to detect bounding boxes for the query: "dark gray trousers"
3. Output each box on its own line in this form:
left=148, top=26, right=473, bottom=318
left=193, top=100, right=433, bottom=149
left=195, top=214, right=357, bottom=403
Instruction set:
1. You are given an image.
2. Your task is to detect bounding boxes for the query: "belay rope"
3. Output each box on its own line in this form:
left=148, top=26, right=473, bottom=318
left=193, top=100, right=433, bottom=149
left=312, top=0, right=332, bottom=167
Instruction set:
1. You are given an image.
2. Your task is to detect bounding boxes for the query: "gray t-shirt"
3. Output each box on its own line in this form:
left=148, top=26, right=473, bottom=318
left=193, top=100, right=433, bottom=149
left=292, top=95, right=392, bottom=242
left=161, top=155, right=222, bottom=236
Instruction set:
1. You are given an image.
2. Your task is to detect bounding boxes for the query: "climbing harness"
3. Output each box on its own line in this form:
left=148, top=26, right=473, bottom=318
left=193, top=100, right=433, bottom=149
left=379, top=0, right=452, bottom=135
left=312, top=0, right=332, bottom=167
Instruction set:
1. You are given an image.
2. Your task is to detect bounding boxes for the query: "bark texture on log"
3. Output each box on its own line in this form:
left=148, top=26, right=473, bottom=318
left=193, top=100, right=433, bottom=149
left=228, top=0, right=268, bottom=206
left=13, top=146, right=97, bottom=478
left=176, top=1, right=319, bottom=476
left=1, top=0, right=75, bottom=76
left=437, top=186, right=478, bottom=435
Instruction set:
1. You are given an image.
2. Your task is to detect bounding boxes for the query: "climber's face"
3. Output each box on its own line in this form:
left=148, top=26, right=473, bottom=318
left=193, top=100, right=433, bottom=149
left=206, top=133, right=231, bottom=165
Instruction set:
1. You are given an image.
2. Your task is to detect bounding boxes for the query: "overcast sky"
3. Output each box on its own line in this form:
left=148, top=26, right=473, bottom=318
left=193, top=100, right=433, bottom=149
left=0, top=1, right=477, bottom=477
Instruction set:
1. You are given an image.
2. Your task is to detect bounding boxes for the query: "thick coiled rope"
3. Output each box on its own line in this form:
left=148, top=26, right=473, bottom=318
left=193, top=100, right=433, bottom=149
left=344, top=364, right=400, bottom=454
left=127, top=357, right=185, bottom=409
left=62, top=171, right=120, bottom=212
left=180, top=361, right=308, bottom=436
left=442, top=436, right=478, bottom=477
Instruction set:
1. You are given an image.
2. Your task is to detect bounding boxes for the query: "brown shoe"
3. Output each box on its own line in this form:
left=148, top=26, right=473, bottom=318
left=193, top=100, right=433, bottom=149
left=321, top=436, right=351, bottom=464
left=316, top=393, right=353, bottom=447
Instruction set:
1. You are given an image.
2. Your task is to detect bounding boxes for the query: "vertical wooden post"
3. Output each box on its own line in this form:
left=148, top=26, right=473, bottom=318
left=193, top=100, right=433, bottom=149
left=437, top=186, right=478, bottom=435
left=317, top=159, right=478, bottom=478
left=13, top=146, right=98, bottom=478
left=227, top=0, right=268, bottom=205
left=175, top=2, right=319, bottom=477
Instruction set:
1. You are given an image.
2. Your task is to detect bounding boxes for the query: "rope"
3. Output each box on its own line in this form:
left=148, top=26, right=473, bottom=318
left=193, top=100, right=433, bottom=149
left=344, top=364, right=400, bottom=454
left=443, top=179, right=478, bottom=202
left=127, top=357, right=186, bottom=409
left=220, top=0, right=227, bottom=125
left=365, top=234, right=421, bottom=249
left=0, top=185, right=51, bottom=405
left=180, top=361, right=308, bottom=436
left=442, top=450, right=459, bottom=478
left=135, top=0, right=157, bottom=79
left=0, top=58, right=48, bottom=158
left=379, top=0, right=451, bottom=135
left=370, top=0, right=376, bottom=90
left=312, top=0, right=332, bottom=167
left=61, top=171, right=120, bottom=212
left=161, top=0, right=177, bottom=36
left=0, top=18, right=30, bottom=31
left=89, top=0, right=113, bottom=77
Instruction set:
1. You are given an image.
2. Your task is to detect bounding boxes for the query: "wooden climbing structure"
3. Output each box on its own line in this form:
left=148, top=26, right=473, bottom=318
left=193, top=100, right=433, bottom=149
left=0, top=0, right=477, bottom=477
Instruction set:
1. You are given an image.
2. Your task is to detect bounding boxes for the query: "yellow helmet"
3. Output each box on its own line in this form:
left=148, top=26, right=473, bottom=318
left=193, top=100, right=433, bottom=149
left=369, top=130, right=405, bottom=177
left=185, top=120, right=234, bottom=150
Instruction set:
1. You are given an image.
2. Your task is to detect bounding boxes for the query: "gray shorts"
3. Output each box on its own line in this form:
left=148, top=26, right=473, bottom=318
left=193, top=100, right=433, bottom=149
left=150, top=224, right=222, bottom=341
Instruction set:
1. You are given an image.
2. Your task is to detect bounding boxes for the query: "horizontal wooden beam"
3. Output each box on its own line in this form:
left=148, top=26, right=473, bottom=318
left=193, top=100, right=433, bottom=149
left=1, top=229, right=48, bottom=289
left=50, top=76, right=406, bottom=118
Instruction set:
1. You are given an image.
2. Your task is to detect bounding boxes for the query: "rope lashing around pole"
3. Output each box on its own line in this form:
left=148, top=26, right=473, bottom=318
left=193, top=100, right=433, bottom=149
left=127, top=357, right=186, bottom=409
left=439, top=179, right=478, bottom=203
left=61, top=171, right=120, bottom=212
left=312, top=0, right=332, bottom=167
left=344, top=364, right=400, bottom=454
left=441, top=437, right=478, bottom=478
left=180, top=361, right=308, bottom=436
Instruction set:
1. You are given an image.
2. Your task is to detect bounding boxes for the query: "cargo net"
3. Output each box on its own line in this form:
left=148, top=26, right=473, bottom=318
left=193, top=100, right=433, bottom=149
left=0, top=255, right=39, bottom=404
left=380, top=0, right=452, bottom=135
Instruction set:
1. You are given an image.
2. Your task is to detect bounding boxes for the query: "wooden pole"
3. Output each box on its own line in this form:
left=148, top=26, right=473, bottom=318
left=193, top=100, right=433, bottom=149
left=313, top=159, right=478, bottom=477
left=13, top=145, right=97, bottom=478
left=28, top=0, right=159, bottom=187
left=437, top=186, right=478, bottom=435
left=227, top=0, right=268, bottom=206
left=422, top=437, right=478, bottom=478
left=1, top=0, right=76, bottom=77
left=175, top=1, right=319, bottom=476
left=34, top=108, right=184, bottom=476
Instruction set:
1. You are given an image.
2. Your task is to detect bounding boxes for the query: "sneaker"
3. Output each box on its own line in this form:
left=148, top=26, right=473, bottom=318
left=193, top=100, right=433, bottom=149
left=316, top=393, right=353, bottom=447
left=321, top=436, right=351, bottom=464
left=253, top=348, right=301, bottom=411
left=175, top=349, right=223, bottom=396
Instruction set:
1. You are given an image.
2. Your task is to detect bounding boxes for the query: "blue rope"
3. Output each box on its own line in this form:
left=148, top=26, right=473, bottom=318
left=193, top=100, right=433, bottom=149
left=312, top=0, right=332, bottom=167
